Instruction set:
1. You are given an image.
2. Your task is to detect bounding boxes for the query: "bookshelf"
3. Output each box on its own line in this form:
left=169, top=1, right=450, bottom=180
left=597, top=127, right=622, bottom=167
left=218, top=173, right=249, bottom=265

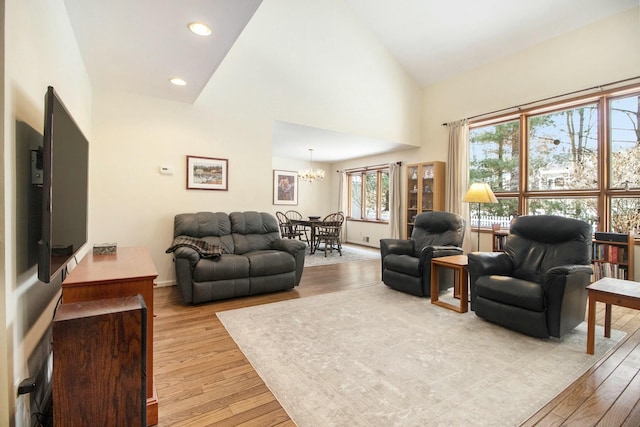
left=491, top=225, right=508, bottom=252
left=592, top=232, right=635, bottom=281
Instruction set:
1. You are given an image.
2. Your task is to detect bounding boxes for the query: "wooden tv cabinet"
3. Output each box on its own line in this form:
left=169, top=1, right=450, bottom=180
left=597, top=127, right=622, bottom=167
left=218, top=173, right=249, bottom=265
left=62, top=246, right=158, bottom=425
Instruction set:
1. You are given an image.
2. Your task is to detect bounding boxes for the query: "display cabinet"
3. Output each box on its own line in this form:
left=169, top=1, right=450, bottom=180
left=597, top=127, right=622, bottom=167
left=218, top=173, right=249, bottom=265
left=406, top=161, right=445, bottom=238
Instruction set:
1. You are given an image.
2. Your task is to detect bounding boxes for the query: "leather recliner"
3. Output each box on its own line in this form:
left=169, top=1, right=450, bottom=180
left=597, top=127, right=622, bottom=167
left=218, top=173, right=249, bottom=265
left=380, top=211, right=465, bottom=297
left=468, top=215, right=593, bottom=338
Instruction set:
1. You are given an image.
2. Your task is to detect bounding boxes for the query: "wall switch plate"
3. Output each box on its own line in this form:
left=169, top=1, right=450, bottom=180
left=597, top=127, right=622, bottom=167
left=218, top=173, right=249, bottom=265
left=159, top=166, right=174, bottom=175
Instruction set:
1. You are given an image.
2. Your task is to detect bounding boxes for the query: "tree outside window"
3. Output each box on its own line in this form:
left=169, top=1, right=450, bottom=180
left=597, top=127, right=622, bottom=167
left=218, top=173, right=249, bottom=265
left=469, top=88, right=640, bottom=234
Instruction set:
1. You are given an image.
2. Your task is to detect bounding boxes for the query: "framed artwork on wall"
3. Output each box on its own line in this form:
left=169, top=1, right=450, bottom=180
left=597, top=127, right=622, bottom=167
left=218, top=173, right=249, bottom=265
left=186, top=155, right=228, bottom=191
left=273, top=170, right=298, bottom=205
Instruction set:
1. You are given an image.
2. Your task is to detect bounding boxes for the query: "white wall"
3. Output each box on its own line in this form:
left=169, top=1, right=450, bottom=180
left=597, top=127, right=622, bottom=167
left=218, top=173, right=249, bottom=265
left=89, top=0, right=422, bottom=286
left=3, top=0, right=92, bottom=424
left=334, top=7, right=640, bottom=250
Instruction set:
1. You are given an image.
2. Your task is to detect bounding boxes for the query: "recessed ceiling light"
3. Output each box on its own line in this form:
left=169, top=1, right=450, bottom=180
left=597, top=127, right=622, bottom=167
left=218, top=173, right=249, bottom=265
left=188, top=22, right=212, bottom=36
left=169, top=78, right=187, bottom=86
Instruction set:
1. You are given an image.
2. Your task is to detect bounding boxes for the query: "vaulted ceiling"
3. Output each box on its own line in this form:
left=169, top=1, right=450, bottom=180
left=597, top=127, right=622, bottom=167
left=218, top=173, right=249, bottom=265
left=63, top=0, right=638, bottom=161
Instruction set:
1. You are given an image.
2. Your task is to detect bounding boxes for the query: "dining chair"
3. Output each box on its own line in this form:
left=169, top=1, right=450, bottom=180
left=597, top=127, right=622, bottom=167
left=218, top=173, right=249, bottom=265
left=285, top=210, right=310, bottom=245
left=276, top=211, right=304, bottom=240
left=314, top=212, right=344, bottom=257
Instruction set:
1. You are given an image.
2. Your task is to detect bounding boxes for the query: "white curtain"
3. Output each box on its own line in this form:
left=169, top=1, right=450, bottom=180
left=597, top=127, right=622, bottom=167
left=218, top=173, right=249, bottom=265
left=338, top=171, right=348, bottom=240
left=446, top=120, right=472, bottom=253
left=388, top=162, right=402, bottom=239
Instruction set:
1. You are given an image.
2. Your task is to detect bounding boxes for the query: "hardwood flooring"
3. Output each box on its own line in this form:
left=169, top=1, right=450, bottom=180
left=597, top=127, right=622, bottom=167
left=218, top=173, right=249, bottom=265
left=153, top=256, right=640, bottom=426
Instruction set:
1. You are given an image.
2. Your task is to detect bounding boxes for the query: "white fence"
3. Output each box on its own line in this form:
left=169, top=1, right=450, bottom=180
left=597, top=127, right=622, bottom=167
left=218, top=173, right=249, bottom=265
left=469, top=214, right=512, bottom=229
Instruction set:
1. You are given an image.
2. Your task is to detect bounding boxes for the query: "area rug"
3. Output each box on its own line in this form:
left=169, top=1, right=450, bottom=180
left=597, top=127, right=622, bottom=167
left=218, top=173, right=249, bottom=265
left=217, top=285, right=625, bottom=426
left=304, top=244, right=379, bottom=267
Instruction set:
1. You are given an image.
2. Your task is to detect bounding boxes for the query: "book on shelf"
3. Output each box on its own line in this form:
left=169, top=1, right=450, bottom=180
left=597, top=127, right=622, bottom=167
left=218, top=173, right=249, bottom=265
left=592, top=262, right=628, bottom=280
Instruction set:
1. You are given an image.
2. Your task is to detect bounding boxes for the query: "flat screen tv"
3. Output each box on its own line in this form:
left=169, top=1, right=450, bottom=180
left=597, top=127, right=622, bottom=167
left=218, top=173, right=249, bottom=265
left=38, top=86, right=89, bottom=283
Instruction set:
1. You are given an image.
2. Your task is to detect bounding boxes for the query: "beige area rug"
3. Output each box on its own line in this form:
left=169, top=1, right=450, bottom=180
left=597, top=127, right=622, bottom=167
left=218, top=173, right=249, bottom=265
left=303, top=244, right=379, bottom=267
left=217, top=285, right=625, bottom=427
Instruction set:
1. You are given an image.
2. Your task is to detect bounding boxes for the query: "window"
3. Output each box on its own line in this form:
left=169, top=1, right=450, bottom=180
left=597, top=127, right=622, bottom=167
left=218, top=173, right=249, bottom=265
left=610, top=94, right=640, bottom=190
left=470, top=120, right=520, bottom=192
left=469, top=87, right=640, bottom=234
left=347, top=168, right=389, bottom=222
left=527, top=103, right=598, bottom=191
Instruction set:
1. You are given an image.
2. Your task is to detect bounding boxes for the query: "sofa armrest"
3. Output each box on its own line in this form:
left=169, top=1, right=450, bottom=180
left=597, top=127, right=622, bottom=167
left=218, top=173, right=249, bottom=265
left=170, top=245, right=201, bottom=267
left=272, top=239, right=307, bottom=285
left=272, top=238, right=307, bottom=254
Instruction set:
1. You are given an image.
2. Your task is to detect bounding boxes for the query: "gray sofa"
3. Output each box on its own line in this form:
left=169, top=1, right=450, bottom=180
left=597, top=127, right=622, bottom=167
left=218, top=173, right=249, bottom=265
left=168, top=211, right=306, bottom=304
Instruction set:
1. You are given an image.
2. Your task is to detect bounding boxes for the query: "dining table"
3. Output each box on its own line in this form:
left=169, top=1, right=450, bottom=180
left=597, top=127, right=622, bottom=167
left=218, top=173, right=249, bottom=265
left=290, top=218, right=324, bottom=254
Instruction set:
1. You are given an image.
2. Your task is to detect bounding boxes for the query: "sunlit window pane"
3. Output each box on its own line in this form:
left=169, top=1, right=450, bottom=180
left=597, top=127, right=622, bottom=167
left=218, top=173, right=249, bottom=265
left=349, top=174, right=362, bottom=219
left=526, top=198, right=598, bottom=229
left=470, top=120, right=520, bottom=192
left=528, top=104, right=599, bottom=191
left=610, top=197, right=640, bottom=233
left=365, top=172, right=378, bottom=220
left=380, top=171, right=390, bottom=221
left=610, top=95, right=640, bottom=190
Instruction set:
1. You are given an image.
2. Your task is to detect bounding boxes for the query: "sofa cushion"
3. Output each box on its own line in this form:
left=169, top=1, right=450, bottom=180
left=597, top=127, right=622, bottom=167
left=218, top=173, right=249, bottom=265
left=174, top=212, right=235, bottom=254
left=383, top=254, right=420, bottom=277
left=230, top=211, right=281, bottom=254
left=245, top=250, right=296, bottom=276
left=192, top=254, right=249, bottom=282
left=475, top=275, right=545, bottom=312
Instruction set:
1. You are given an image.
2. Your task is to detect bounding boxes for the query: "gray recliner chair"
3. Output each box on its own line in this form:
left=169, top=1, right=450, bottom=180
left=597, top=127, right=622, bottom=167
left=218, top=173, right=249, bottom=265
left=468, top=215, right=593, bottom=338
left=380, top=211, right=465, bottom=297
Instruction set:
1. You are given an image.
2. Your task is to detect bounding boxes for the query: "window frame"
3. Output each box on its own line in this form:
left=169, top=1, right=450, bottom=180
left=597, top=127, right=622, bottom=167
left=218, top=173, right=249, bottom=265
left=346, top=167, right=390, bottom=223
left=469, top=84, right=640, bottom=234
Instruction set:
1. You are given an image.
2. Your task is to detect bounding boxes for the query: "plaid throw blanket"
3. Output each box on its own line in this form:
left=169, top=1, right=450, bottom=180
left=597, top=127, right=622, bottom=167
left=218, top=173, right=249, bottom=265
left=165, top=236, right=224, bottom=258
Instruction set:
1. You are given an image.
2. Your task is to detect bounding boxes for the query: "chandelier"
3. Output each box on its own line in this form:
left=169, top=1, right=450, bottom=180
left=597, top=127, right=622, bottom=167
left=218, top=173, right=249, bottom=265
left=299, top=148, right=325, bottom=182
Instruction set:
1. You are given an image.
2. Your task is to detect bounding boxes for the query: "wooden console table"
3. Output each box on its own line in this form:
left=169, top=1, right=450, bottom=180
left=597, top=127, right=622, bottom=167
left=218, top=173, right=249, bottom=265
left=62, top=246, right=158, bottom=425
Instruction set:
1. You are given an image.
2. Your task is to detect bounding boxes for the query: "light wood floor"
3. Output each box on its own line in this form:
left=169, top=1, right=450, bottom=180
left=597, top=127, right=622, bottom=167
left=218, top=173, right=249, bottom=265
left=153, top=256, right=640, bottom=426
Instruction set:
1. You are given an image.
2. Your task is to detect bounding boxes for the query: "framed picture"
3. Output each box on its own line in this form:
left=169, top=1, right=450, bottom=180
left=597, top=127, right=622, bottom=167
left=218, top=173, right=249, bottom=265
left=273, top=170, right=298, bottom=205
left=186, top=155, right=228, bottom=191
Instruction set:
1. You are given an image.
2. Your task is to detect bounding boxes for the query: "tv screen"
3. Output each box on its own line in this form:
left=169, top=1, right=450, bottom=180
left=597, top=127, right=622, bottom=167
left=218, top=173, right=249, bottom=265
left=38, top=86, right=89, bottom=283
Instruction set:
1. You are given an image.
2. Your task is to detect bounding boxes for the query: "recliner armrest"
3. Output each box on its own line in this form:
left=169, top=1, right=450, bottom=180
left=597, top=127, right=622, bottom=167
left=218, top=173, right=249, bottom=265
left=543, top=264, right=593, bottom=288
left=419, top=245, right=463, bottom=265
left=467, top=252, right=513, bottom=277
left=380, top=239, right=414, bottom=258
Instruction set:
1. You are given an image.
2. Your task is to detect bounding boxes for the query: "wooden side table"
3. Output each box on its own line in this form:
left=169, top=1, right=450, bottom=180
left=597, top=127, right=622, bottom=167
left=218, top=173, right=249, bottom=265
left=586, top=277, right=640, bottom=354
left=431, top=255, right=468, bottom=313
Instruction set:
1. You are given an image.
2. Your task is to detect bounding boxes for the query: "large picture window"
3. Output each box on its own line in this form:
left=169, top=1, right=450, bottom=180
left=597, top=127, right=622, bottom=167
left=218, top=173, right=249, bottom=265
left=469, top=86, right=640, bottom=233
left=347, top=168, right=389, bottom=222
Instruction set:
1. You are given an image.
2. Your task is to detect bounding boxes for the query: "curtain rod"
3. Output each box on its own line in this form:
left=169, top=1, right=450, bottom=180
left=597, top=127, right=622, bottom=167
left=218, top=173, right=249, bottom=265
left=441, top=75, right=640, bottom=126
left=338, top=161, right=402, bottom=173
